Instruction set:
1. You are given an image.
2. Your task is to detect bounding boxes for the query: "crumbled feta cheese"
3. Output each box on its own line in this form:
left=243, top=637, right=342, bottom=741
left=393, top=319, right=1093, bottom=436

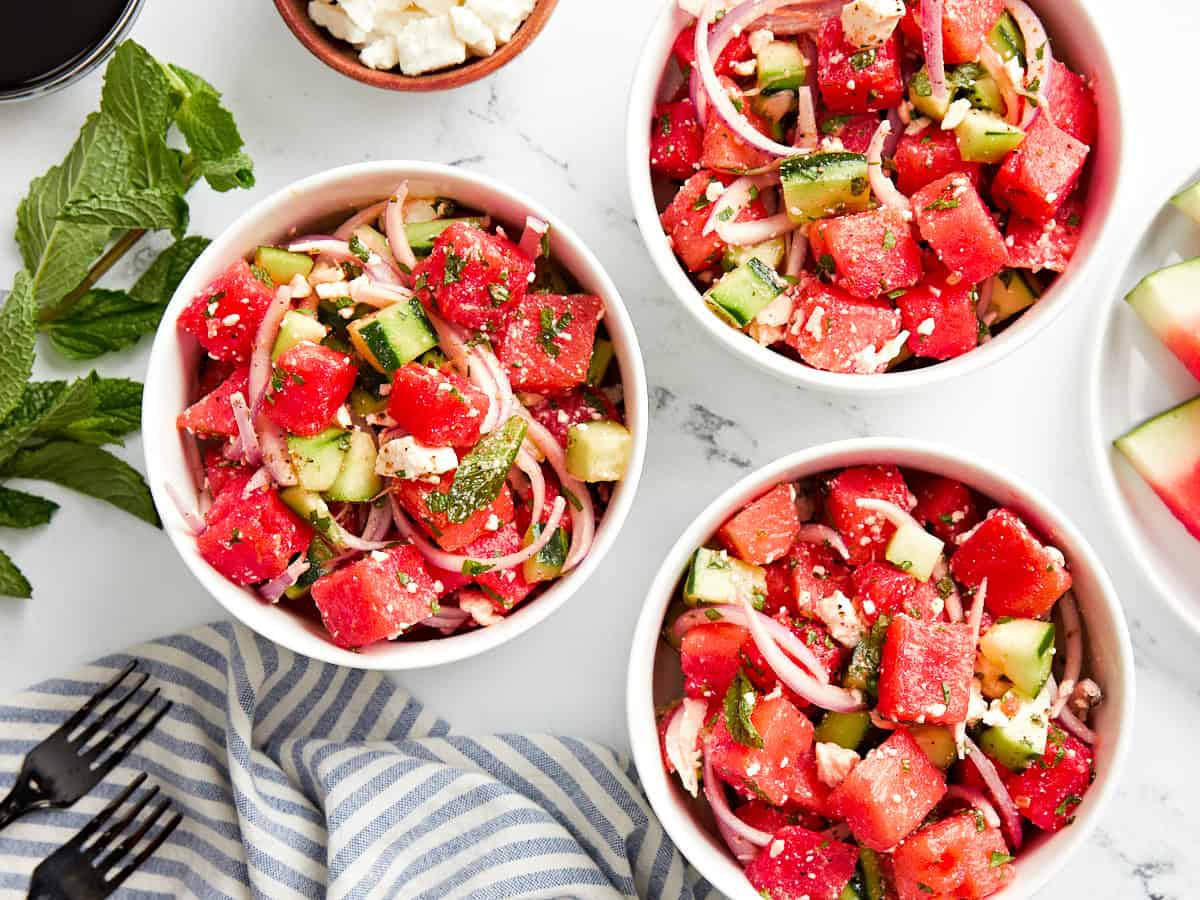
left=308, top=1, right=368, bottom=43
left=415, top=0, right=456, bottom=13
left=461, top=592, right=503, bottom=626
left=814, top=590, right=865, bottom=648
left=316, top=281, right=351, bottom=300
left=755, top=290, right=796, bottom=328
left=394, top=15, right=467, bottom=75
left=221, top=314, right=240, bottom=327
left=484, top=513, right=501, bottom=531
left=916, top=317, right=936, bottom=336
left=941, top=98, right=972, bottom=130
left=376, top=436, right=458, bottom=479
left=852, top=330, right=909, bottom=373
left=745, top=761, right=762, bottom=777
left=840, top=0, right=904, bottom=48
left=288, top=274, right=313, bottom=299
left=359, top=34, right=400, bottom=70
left=815, top=741, right=860, bottom=788
left=804, top=305, right=826, bottom=340
left=465, top=0, right=536, bottom=44
left=449, top=5, right=496, bottom=55
left=731, top=58, right=757, bottom=77
left=748, top=28, right=775, bottom=55
left=370, top=550, right=390, bottom=562
left=334, top=406, right=353, bottom=429
left=769, top=839, right=785, bottom=859
left=966, top=678, right=988, bottom=724
left=705, top=180, right=726, bottom=203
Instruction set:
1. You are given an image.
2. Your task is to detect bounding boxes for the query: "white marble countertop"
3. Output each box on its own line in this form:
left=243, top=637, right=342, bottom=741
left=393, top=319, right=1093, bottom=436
left=1, top=0, right=1197, bottom=896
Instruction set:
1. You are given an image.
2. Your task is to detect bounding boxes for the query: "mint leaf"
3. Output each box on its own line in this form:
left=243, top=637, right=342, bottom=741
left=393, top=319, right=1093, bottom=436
left=0, top=548, right=31, bottom=599
left=428, top=417, right=527, bottom=524
left=169, top=67, right=255, bottom=192
left=0, top=272, right=37, bottom=421
left=60, top=378, right=142, bottom=445
left=0, top=378, right=98, bottom=467
left=723, top=670, right=764, bottom=749
left=61, top=186, right=189, bottom=237
left=1, top=441, right=159, bottom=527
left=0, top=486, right=58, bottom=528
left=129, top=235, right=210, bottom=305
left=44, top=289, right=166, bottom=360
left=99, top=42, right=176, bottom=187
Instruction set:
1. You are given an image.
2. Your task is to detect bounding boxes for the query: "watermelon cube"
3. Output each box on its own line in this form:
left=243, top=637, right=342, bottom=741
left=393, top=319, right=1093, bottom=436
left=816, top=19, right=903, bottom=113
left=877, top=614, right=975, bottom=724
left=700, top=79, right=775, bottom=172
left=827, top=729, right=947, bottom=851
left=263, top=341, right=358, bottom=437
left=824, top=464, right=914, bottom=566
left=910, top=473, right=981, bottom=543
left=892, top=813, right=1014, bottom=900
left=661, top=171, right=767, bottom=273
left=197, top=485, right=312, bottom=586
left=1005, top=195, right=1084, bottom=274
left=787, top=542, right=854, bottom=617
left=681, top=622, right=751, bottom=700
left=177, top=365, right=250, bottom=437
left=949, top=508, right=1072, bottom=618
left=745, top=826, right=859, bottom=900
left=852, top=562, right=945, bottom=625
left=310, top=545, right=441, bottom=648
left=709, top=695, right=815, bottom=806
left=896, top=266, right=980, bottom=361
left=177, top=260, right=277, bottom=363
left=1045, top=60, right=1098, bottom=146
left=894, top=128, right=982, bottom=197
left=527, top=387, right=621, bottom=447
left=813, top=207, right=923, bottom=299
left=785, top=750, right=834, bottom=816
left=816, top=113, right=880, bottom=154
left=650, top=99, right=704, bottom=181
left=203, top=447, right=248, bottom=497
left=461, top=523, right=536, bottom=612
left=912, top=174, right=1009, bottom=285
left=672, top=24, right=754, bottom=74
left=736, top=799, right=824, bottom=835
left=719, top=483, right=803, bottom=565
left=388, top=363, right=489, bottom=449
left=1115, top=396, right=1200, bottom=540
left=1003, top=724, right=1094, bottom=832
left=992, top=112, right=1090, bottom=224
left=393, top=474, right=515, bottom=552
left=901, top=0, right=1005, bottom=64
left=498, top=292, right=605, bottom=394
left=784, top=280, right=904, bottom=375
left=415, top=222, right=534, bottom=331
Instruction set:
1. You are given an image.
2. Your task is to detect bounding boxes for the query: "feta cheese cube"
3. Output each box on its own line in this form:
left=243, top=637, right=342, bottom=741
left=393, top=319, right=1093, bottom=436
left=394, top=15, right=467, bottom=75
left=464, top=0, right=536, bottom=44
left=308, top=1, right=368, bottom=44
left=814, top=590, right=865, bottom=648
left=414, top=0, right=455, bottom=13
left=360, top=34, right=400, bottom=70
left=338, top=0, right=378, bottom=32
left=449, top=6, right=497, bottom=56
left=815, top=741, right=861, bottom=788
left=376, top=435, right=458, bottom=479
left=840, top=0, right=905, bottom=49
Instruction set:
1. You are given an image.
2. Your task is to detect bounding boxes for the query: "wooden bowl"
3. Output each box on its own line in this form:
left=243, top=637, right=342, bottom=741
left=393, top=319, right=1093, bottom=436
left=273, top=0, right=559, bottom=91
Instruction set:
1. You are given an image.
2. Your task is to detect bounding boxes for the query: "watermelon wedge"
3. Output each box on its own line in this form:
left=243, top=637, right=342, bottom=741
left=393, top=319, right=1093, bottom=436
left=1115, top=396, right=1200, bottom=540
left=1125, top=258, right=1200, bottom=380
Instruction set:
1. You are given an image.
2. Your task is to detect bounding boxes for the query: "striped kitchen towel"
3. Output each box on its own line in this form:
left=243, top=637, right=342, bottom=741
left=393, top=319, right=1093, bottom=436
left=0, top=622, right=713, bottom=900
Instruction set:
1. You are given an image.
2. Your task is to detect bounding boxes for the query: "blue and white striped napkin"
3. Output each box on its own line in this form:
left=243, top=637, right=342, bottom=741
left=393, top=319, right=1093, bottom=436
left=0, top=622, right=712, bottom=899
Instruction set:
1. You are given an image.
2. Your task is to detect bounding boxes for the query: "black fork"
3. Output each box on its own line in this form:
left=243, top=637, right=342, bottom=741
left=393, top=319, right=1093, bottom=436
left=27, top=773, right=182, bottom=899
left=0, top=661, right=172, bottom=831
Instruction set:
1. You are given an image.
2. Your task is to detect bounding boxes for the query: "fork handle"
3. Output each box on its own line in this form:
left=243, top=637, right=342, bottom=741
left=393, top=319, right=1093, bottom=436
left=0, top=777, right=41, bottom=832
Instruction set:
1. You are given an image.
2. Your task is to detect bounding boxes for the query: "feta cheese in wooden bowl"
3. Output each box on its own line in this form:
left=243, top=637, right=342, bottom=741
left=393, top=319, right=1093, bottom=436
left=274, top=0, right=558, bottom=91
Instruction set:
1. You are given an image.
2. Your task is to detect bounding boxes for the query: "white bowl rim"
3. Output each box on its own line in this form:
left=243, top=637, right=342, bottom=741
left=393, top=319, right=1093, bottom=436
left=625, top=0, right=1126, bottom=395
left=1084, top=171, right=1200, bottom=638
left=143, top=160, right=648, bottom=670
left=626, top=437, right=1135, bottom=899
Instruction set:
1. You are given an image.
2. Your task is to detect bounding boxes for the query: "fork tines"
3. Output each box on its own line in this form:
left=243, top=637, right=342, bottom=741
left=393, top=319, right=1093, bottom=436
left=63, top=661, right=173, bottom=773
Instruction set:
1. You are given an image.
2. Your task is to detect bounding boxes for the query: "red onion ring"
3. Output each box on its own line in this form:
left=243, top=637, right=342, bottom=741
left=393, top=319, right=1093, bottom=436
left=664, top=698, right=708, bottom=797
left=515, top=449, right=547, bottom=527
left=946, top=785, right=1002, bottom=829
left=795, top=523, right=850, bottom=561
left=919, top=0, right=949, bottom=106
left=165, top=482, right=206, bottom=535
left=518, top=216, right=549, bottom=260
left=248, top=285, right=293, bottom=414
left=259, top=557, right=310, bottom=604
left=254, top=414, right=297, bottom=487
left=670, top=604, right=831, bottom=684
left=978, top=44, right=1022, bottom=126
left=784, top=229, right=808, bottom=277
left=418, top=605, right=472, bottom=634
left=867, top=119, right=912, bottom=214
left=360, top=499, right=393, bottom=543
left=287, top=237, right=358, bottom=263
left=229, top=391, right=262, bottom=467
left=516, top=409, right=596, bottom=572
left=477, top=344, right=514, bottom=428
left=794, top=85, right=818, bottom=151
left=1004, top=0, right=1052, bottom=127
left=424, top=309, right=473, bottom=376
left=968, top=576, right=988, bottom=648
left=1055, top=707, right=1096, bottom=746
left=349, top=278, right=413, bottom=309
left=1051, top=592, right=1083, bottom=718
left=719, top=213, right=800, bottom=246
left=242, top=466, right=272, bottom=497
left=385, top=183, right=419, bottom=272
left=703, top=174, right=777, bottom=237
left=334, top=200, right=389, bottom=241
left=703, top=747, right=772, bottom=859
left=933, top=558, right=963, bottom=622
left=964, top=736, right=1023, bottom=850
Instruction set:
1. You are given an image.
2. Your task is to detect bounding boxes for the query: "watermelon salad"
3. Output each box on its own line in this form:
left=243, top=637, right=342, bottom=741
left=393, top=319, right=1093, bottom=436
left=649, top=0, right=1097, bottom=374
left=171, top=187, right=632, bottom=650
left=657, top=465, right=1102, bottom=899
left=1116, top=178, right=1200, bottom=541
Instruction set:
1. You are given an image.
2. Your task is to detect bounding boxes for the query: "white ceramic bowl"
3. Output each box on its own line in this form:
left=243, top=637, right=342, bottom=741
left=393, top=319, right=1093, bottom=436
left=626, top=1, right=1124, bottom=394
left=1088, top=168, right=1200, bottom=636
left=144, top=161, right=647, bottom=670
left=627, top=438, right=1134, bottom=899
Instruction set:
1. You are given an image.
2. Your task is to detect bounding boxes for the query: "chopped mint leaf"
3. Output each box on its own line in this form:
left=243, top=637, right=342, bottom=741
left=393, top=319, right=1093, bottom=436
left=723, top=670, right=764, bottom=749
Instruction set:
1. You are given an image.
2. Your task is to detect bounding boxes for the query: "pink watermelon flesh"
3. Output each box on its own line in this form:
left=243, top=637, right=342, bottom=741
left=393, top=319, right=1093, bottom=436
left=1116, top=396, right=1200, bottom=540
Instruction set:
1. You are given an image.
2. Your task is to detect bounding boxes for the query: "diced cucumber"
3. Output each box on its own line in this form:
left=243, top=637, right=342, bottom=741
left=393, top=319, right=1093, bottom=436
left=955, top=109, right=1025, bottom=163
left=280, top=487, right=340, bottom=543
left=273, top=309, right=328, bottom=360
left=350, top=224, right=391, bottom=265
left=988, top=269, right=1042, bottom=323
left=722, top=237, right=788, bottom=273
left=566, top=420, right=632, bottom=482
left=814, top=711, right=871, bottom=750
left=752, top=91, right=798, bottom=135
left=348, top=298, right=438, bottom=374
left=1170, top=181, right=1200, bottom=224
left=254, top=246, right=314, bottom=285
left=683, top=547, right=768, bottom=608
left=859, top=848, right=886, bottom=900
left=586, top=338, right=614, bottom=386
left=979, top=617, right=1055, bottom=695
left=349, top=388, right=388, bottom=417
left=287, top=428, right=350, bottom=493
left=1115, top=397, right=1200, bottom=504
left=522, top=522, right=569, bottom=583
left=285, top=534, right=338, bottom=599
left=909, top=67, right=950, bottom=120
left=844, top=616, right=889, bottom=701
left=839, top=881, right=864, bottom=900
left=1125, top=257, right=1200, bottom=339
left=781, top=152, right=871, bottom=223
left=706, top=257, right=788, bottom=327
left=978, top=683, right=1052, bottom=770
left=325, top=430, right=383, bottom=502
left=418, top=347, right=450, bottom=370
left=406, top=217, right=485, bottom=255
left=962, top=72, right=1003, bottom=112
left=910, top=724, right=957, bottom=768
left=757, top=40, right=807, bottom=93
left=885, top=520, right=944, bottom=582
left=988, top=11, right=1026, bottom=65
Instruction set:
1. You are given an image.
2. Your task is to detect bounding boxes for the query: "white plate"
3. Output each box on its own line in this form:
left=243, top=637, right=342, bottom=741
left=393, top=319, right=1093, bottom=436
left=1089, top=170, right=1200, bottom=636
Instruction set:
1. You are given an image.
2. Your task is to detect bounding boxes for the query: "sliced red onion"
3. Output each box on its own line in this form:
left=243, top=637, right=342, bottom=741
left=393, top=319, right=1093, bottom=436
left=242, top=466, right=272, bottom=497
left=968, top=577, right=988, bottom=649
left=795, top=523, right=850, bottom=561
left=670, top=604, right=831, bottom=684
left=254, top=414, right=297, bottom=487
left=287, top=237, right=358, bottom=263
left=869, top=710, right=899, bottom=730
left=349, top=277, right=413, bottom=308
left=477, top=344, right=514, bottom=428
left=719, top=213, right=800, bottom=246
left=976, top=273, right=996, bottom=322
left=516, top=409, right=596, bottom=572
left=515, top=449, right=547, bottom=527
left=664, top=698, right=708, bottom=797
left=794, top=85, right=818, bottom=151
left=1051, top=592, right=1083, bottom=718
left=884, top=107, right=903, bottom=155
left=933, top=558, right=963, bottom=623
left=738, top=592, right=864, bottom=711
left=784, top=229, right=808, bottom=278
left=704, top=174, right=777, bottom=238
left=946, top=785, right=1002, bottom=829
left=518, top=215, right=549, bottom=260
left=333, top=200, right=388, bottom=241
left=1004, top=0, right=1052, bottom=127
left=419, top=605, right=472, bottom=634
left=469, top=351, right=503, bottom=434
left=385, top=183, right=419, bottom=272
left=425, top=309, right=472, bottom=376
left=360, top=499, right=392, bottom=543
left=259, top=557, right=310, bottom=604
left=919, top=0, right=949, bottom=106
left=1055, top=707, right=1096, bottom=746
left=867, top=119, right=911, bottom=214
left=978, top=44, right=1022, bottom=126
left=703, top=748, right=772, bottom=859
left=229, top=391, right=262, bottom=466
left=964, top=736, right=1023, bottom=850
left=248, top=285, right=293, bottom=413
left=855, top=497, right=925, bottom=533
left=165, top=482, right=206, bottom=535
left=756, top=3, right=842, bottom=33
